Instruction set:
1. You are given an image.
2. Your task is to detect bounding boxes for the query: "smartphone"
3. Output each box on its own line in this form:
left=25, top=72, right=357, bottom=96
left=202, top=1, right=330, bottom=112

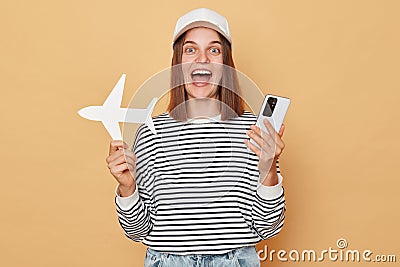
left=250, top=94, right=290, bottom=149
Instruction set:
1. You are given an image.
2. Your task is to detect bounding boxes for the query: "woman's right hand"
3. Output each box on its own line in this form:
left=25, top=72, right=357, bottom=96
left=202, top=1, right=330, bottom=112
left=106, top=140, right=137, bottom=197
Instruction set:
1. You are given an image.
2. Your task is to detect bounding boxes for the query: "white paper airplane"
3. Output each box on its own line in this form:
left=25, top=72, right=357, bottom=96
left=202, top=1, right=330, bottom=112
left=78, top=74, right=158, bottom=140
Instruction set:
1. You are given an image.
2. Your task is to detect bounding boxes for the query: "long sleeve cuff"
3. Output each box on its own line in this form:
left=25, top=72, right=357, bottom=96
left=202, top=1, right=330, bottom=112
left=257, top=173, right=284, bottom=200
left=115, top=184, right=139, bottom=210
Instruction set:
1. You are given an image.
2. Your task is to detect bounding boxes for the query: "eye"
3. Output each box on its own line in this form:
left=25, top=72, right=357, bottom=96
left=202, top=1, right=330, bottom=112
left=210, top=47, right=221, bottom=54
left=184, top=47, right=195, bottom=54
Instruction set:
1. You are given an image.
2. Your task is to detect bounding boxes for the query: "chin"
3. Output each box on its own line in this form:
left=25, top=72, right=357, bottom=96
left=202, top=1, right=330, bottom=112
left=187, top=86, right=219, bottom=99
left=191, top=94, right=210, bottom=99
left=190, top=91, right=218, bottom=99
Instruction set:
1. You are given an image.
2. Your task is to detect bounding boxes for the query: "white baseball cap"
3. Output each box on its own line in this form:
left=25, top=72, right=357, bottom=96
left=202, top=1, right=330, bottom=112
left=172, top=8, right=232, bottom=47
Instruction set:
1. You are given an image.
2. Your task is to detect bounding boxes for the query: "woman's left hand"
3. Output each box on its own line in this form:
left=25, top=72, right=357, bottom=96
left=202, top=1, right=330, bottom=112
left=244, top=118, right=285, bottom=185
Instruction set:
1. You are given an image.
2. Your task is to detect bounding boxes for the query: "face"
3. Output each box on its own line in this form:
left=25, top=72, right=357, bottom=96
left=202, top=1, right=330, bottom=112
left=181, top=27, right=223, bottom=100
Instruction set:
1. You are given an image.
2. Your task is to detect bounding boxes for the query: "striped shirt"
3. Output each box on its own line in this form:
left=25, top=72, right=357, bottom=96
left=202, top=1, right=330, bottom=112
left=115, top=111, right=286, bottom=255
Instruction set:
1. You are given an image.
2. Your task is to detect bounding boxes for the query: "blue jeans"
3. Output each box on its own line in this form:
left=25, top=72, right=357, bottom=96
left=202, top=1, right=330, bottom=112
left=144, top=246, right=260, bottom=267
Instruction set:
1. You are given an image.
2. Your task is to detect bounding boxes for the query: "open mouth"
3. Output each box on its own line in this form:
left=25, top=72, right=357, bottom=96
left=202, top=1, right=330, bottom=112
left=191, top=69, right=212, bottom=86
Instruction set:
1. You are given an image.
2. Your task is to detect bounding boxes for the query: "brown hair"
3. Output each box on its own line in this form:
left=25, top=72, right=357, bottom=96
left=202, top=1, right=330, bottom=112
left=167, top=31, right=245, bottom=121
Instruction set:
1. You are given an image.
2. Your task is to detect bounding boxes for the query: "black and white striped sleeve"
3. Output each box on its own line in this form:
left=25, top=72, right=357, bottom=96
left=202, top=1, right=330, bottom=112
left=251, top=160, right=286, bottom=240
left=114, top=124, right=156, bottom=242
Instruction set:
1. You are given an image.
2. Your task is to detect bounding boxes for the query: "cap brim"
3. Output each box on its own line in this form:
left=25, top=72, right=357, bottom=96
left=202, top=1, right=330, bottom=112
left=173, top=21, right=231, bottom=45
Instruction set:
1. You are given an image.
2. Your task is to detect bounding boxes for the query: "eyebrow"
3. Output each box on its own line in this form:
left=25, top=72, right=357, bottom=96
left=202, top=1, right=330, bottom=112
left=183, top=40, right=222, bottom=45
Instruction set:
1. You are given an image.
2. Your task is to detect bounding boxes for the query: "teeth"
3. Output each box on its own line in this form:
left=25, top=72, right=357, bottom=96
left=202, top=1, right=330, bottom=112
left=192, top=69, right=212, bottom=75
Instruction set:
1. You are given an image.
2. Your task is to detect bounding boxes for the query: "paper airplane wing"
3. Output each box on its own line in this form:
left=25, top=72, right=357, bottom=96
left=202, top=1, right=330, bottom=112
left=103, top=74, right=126, bottom=108
left=101, top=120, right=122, bottom=140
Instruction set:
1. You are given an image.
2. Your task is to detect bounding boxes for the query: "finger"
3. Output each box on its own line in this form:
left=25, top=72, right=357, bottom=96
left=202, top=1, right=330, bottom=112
left=249, top=124, right=284, bottom=160
left=107, top=148, right=122, bottom=163
left=107, top=147, right=125, bottom=163
left=249, top=124, right=260, bottom=136
left=250, top=125, right=275, bottom=149
left=121, top=161, right=136, bottom=173
left=107, top=146, right=135, bottom=164
left=274, top=124, right=285, bottom=149
left=278, top=124, right=285, bottom=138
left=247, top=129, right=274, bottom=154
left=246, top=129, right=262, bottom=148
left=107, top=148, right=134, bottom=165
left=275, top=139, right=284, bottom=154
left=110, top=163, right=127, bottom=177
left=261, top=119, right=280, bottom=144
left=111, top=163, right=133, bottom=177
left=260, top=136, right=284, bottom=159
left=249, top=125, right=264, bottom=141
left=124, top=154, right=136, bottom=166
left=120, top=149, right=136, bottom=160
left=109, top=140, right=129, bottom=156
left=244, top=139, right=261, bottom=158
left=108, top=153, right=128, bottom=167
left=262, top=118, right=278, bottom=136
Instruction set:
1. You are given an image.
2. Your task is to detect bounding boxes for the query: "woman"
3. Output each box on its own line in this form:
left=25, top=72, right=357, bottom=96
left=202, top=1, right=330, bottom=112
left=106, top=8, right=286, bottom=267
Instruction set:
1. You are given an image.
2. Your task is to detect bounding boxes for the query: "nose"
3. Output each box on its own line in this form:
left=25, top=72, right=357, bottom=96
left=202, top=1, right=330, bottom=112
left=195, top=50, right=210, bottom=63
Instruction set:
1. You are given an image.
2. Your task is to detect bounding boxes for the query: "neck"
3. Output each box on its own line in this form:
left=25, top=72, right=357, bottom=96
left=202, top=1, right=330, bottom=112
left=186, top=98, right=221, bottom=119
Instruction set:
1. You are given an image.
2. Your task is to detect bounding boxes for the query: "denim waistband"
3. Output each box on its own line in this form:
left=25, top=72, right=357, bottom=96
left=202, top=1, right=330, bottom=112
left=146, top=245, right=256, bottom=260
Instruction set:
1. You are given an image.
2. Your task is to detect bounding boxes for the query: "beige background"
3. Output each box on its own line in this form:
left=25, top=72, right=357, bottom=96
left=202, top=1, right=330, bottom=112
left=1, top=0, right=399, bottom=266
